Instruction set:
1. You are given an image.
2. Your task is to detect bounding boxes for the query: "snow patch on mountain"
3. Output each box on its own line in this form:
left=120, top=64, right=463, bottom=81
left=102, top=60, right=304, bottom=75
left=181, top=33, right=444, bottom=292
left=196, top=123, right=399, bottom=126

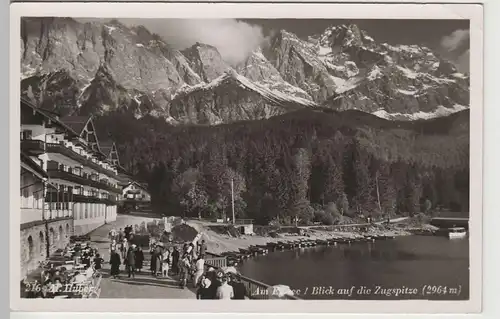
left=373, top=104, right=468, bottom=121
left=104, top=25, right=116, bottom=33
left=396, top=66, right=419, bottom=79
left=335, top=76, right=365, bottom=94
left=234, top=73, right=316, bottom=106
left=397, top=89, right=418, bottom=95
left=367, top=65, right=383, bottom=80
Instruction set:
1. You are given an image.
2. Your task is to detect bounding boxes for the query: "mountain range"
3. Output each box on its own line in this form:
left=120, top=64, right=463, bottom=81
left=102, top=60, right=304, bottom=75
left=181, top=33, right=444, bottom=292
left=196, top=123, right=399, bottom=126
left=20, top=18, right=469, bottom=125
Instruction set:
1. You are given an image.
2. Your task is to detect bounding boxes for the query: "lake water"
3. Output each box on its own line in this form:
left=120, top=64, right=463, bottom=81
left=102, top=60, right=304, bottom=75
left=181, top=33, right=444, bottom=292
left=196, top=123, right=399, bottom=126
left=237, top=235, right=469, bottom=300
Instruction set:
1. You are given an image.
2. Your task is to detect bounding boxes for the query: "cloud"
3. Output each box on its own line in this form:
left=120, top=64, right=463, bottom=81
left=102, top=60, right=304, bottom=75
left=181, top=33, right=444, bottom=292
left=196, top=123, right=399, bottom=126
left=118, top=18, right=267, bottom=66
left=440, top=29, right=470, bottom=73
left=441, top=29, right=469, bottom=52
left=456, top=49, right=470, bottom=74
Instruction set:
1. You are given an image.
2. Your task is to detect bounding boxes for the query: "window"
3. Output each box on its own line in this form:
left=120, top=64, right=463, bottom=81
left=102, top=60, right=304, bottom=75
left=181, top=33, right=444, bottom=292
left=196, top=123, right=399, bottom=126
left=33, top=190, right=40, bottom=209
left=59, top=225, right=63, bottom=241
left=66, top=224, right=70, bottom=237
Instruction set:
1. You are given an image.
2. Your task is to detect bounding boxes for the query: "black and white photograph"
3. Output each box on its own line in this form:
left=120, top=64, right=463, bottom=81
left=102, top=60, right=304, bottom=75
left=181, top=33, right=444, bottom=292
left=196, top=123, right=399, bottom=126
left=10, top=1, right=483, bottom=313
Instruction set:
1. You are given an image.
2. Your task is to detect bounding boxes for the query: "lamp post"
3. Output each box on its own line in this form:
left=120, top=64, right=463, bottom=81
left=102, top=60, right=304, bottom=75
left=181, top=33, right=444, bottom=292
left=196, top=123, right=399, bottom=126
left=231, top=178, right=235, bottom=224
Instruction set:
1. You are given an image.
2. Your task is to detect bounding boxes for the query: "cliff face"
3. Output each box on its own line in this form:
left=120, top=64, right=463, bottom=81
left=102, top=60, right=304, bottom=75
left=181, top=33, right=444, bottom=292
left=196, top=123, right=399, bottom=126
left=21, top=18, right=469, bottom=124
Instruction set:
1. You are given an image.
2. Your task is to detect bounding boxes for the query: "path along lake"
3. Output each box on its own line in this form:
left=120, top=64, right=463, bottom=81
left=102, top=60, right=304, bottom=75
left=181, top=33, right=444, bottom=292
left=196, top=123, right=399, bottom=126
left=237, top=235, right=469, bottom=300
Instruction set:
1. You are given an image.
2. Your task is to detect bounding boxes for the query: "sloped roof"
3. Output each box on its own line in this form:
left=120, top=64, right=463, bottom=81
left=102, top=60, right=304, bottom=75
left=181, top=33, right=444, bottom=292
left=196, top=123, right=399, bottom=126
left=124, top=181, right=150, bottom=193
left=99, top=141, right=114, bottom=157
left=21, top=98, right=79, bottom=137
left=59, top=116, right=91, bottom=134
left=21, top=152, right=47, bottom=179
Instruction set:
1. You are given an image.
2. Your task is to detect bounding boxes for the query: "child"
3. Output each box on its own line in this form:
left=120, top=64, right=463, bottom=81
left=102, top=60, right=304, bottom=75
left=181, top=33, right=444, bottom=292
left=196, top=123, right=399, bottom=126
left=161, top=248, right=170, bottom=278
left=93, top=253, right=104, bottom=271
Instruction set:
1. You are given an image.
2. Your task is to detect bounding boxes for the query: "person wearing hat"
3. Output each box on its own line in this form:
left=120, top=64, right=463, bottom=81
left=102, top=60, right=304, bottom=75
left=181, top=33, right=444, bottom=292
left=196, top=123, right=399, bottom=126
left=208, top=270, right=223, bottom=299
left=196, top=274, right=212, bottom=299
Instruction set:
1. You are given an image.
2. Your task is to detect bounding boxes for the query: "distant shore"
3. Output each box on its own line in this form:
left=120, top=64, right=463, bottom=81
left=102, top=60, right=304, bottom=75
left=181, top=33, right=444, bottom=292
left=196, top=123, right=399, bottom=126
left=188, top=217, right=438, bottom=256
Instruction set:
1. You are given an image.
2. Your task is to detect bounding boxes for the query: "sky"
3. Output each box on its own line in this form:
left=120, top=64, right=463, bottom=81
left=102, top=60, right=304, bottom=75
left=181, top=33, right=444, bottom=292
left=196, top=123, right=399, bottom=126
left=79, top=18, right=470, bottom=72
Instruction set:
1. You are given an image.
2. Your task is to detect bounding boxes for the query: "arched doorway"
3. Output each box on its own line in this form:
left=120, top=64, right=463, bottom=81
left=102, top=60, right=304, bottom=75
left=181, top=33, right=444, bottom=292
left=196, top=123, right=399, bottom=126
left=27, top=235, right=34, bottom=261
left=38, top=231, right=44, bottom=257
left=58, top=225, right=63, bottom=246
left=49, top=228, right=55, bottom=250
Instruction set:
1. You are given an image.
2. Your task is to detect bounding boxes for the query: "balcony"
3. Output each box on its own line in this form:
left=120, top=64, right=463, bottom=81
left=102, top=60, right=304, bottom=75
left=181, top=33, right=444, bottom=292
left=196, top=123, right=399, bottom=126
left=45, top=191, right=116, bottom=205
left=47, top=169, right=122, bottom=194
left=21, top=208, right=43, bottom=225
left=45, top=142, right=117, bottom=178
left=21, top=139, right=45, bottom=155
left=48, top=169, right=87, bottom=185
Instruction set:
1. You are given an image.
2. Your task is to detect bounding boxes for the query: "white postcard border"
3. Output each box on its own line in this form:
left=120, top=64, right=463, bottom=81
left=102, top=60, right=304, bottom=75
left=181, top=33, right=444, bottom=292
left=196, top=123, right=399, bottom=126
left=9, top=1, right=483, bottom=313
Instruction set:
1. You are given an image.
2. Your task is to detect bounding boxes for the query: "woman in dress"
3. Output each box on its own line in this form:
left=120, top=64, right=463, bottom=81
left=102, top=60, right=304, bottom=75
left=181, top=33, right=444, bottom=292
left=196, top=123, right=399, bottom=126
left=161, top=248, right=171, bottom=278
left=135, top=246, right=144, bottom=274
left=109, top=250, right=121, bottom=279
left=151, top=244, right=163, bottom=277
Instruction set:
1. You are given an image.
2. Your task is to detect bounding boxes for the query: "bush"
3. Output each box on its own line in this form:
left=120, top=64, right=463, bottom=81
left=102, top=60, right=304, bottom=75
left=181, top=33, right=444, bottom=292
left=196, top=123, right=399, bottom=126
left=298, top=205, right=315, bottom=225
left=314, top=210, right=334, bottom=225
left=325, top=202, right=341, bottom=217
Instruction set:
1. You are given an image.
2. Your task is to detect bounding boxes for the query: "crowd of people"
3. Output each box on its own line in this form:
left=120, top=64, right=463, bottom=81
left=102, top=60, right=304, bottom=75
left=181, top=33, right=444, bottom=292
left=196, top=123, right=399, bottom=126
left=107, top=226, right=248, bottom=299
left=196, top=268, right=247, bottom=300
left=108, top=226, right=145, bottom=279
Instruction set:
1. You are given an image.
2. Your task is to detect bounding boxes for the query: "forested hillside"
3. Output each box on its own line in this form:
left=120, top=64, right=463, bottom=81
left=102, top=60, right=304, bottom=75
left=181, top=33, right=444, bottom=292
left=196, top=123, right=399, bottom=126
left=94, top=108, right=469, bottom=225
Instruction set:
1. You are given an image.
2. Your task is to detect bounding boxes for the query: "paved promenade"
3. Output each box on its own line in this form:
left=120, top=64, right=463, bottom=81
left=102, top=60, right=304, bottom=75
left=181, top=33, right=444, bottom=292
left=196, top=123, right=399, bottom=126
left=88, top=215, right=196, bottom=299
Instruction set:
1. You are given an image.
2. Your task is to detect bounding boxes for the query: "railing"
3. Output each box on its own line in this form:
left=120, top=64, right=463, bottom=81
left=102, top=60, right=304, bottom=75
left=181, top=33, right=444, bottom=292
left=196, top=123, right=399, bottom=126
left=47, top=169, right=121, bottom=194
left=234, top=219, right=254, bottom=225
left=45, top=143, right=117, bottom=178
left=197, top=218, right=254, bottom=225
left=45, top=191, right=117, bottom=205
left=203, top=252, right=300, bottom=300
left=21, top=139, right=45, bottom=154
left=42, top=203, right=73, bottom=220
left=205, top=256, right=227, bottom=269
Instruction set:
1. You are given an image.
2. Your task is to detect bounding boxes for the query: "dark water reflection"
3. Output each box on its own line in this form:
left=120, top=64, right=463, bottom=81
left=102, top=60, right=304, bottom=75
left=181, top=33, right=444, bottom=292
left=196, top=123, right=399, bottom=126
left=238, top=236, right=469, bottom=300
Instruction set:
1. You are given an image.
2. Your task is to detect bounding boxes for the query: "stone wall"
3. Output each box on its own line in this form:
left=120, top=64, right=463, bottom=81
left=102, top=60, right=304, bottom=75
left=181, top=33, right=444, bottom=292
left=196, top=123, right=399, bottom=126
left=20, top=218, right=73, bottom=279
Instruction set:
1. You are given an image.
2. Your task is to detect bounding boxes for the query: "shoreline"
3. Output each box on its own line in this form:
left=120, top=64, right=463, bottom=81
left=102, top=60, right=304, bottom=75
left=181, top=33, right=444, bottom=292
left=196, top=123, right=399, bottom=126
left=188, top=219, right=438, bottom=256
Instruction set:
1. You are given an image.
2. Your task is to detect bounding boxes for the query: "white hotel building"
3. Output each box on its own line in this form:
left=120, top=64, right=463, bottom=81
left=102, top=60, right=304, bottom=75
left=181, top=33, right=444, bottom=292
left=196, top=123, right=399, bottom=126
left=20, top=99, right=122, bottom=277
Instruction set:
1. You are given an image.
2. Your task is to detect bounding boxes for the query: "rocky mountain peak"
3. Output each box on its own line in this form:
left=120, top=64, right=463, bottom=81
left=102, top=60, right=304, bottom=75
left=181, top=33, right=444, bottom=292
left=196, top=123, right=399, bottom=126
left=181, top=42, right=231, bottom=82
left=20, top=17, right=469, bottom=125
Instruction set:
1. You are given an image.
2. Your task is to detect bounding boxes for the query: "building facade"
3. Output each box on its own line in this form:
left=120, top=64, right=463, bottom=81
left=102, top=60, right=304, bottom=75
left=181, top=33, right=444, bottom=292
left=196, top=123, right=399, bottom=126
left=20, top=99, right=122, bottom=275
left=122, top=181, right=151, bottom=202
left=20, top=152, right=74, bottom=278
